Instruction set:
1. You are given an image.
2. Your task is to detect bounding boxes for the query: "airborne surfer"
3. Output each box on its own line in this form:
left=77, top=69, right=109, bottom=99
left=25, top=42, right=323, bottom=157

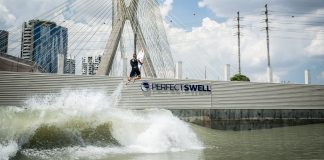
left=127, top=53, right=141, bottom=84
left=127, top=48, right=145, bottom=84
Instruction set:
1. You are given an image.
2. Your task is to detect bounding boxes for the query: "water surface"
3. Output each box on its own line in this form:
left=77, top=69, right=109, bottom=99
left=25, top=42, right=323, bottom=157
left=1, top=89, right=323, bottom=160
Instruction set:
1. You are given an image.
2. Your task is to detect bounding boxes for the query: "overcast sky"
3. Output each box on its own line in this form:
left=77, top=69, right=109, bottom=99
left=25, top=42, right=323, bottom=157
left=0, top=0, right=323, bottom=84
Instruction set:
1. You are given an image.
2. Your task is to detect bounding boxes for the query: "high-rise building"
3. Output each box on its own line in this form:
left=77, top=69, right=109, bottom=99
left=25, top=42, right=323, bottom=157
left=64, top=58, right=76, bottom=74
left=82, top=56, right=101, bottom=75
left=21, top=20, right=68, bottom=73
left=0, top=30, right=9, bottom=54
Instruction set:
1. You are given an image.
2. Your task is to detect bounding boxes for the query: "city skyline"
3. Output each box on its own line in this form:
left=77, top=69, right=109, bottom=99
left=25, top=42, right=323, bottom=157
left=0, top=30, right=8, bottom=54
left=0, top=0, right=323, bottom=84
left=21, top=20, right=68, bottom=73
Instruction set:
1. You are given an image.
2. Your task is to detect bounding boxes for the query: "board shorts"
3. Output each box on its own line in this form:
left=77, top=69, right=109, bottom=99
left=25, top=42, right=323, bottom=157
left=130, top=68, right=141, bottom=78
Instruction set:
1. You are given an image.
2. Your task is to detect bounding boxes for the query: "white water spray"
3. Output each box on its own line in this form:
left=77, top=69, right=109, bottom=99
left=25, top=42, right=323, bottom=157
left=0, top=83, right=203, bottom=159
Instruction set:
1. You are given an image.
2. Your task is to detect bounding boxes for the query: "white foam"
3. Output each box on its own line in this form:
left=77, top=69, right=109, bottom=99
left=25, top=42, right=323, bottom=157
left=0, top=142, right=18, bottom=160
left=0, top=83, right=203, bottom=159
left=22, top=145, right=203, bottom=160
left=109, top=109, right=203, bottom=153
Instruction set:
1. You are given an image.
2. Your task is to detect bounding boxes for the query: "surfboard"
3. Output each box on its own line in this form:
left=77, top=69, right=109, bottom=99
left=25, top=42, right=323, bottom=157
left=137, top=48, right=145, bottom=69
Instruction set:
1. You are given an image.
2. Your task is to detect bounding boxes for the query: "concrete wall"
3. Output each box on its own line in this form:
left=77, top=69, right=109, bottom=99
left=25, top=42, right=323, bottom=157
left=171, top=109, right=324, bottom=130
left=0, top=72, right=121, bottom=106
left=0, top=54, right=42, bottom=73
left=1, top=71, right=324, bottom=130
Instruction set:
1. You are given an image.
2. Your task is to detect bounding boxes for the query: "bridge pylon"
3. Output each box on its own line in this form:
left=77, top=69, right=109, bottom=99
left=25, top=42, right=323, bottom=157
left=97, top=0, right=156, bottom=77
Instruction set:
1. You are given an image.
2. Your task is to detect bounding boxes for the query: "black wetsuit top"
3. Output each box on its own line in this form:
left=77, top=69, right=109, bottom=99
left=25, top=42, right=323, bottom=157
left=130, top=58, right=138, bottom=69
left=130, top=58, right=140, bottom=77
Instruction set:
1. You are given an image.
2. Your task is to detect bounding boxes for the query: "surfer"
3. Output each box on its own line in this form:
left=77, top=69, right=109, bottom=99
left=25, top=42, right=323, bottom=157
left=127, top=53, right=141, bottom=84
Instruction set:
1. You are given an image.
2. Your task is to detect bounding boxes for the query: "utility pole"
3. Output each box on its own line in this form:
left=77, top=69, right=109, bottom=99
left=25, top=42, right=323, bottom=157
left=265, top=4, right=270, bottom=67
left=265, top=4, right=273, bottom=82
left=237, top=11, right=241, bottom=75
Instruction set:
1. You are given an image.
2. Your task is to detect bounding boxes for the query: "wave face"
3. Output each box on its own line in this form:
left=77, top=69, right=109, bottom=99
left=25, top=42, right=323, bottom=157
left=0, top=85, right=202, bottom=159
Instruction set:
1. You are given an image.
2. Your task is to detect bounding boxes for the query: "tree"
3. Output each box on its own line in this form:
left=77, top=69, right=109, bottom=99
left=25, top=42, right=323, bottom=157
left=231, top=74, right=250, bottom=82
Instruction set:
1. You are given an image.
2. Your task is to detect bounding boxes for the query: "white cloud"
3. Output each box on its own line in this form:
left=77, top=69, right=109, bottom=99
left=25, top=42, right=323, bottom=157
left=166, top=18, right=233, bottom=79
left=161, top=0, right=324, bottom=84
left=197, top=0, right=265, bottom=17
left=159, top=0, right=283, bottom=81
left=198, top=0, right=324, bottom=18
left=0, top=3, right=16, bottom=27
left=166, top=17, right=275, bottom=82
left=306, top=33, right=324, bottom=57
left=0, top=0, right=68, bottom=27
left=160, top=0, right=173, bottom=19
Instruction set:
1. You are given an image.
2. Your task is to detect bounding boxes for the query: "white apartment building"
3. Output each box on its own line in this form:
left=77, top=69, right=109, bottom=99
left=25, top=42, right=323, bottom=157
left=64, top=58, right=76, bottom=74
left=82, top=56, right=101, bottom=75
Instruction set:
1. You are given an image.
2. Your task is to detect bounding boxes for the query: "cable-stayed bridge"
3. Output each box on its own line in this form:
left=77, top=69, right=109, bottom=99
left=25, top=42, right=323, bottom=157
left=1, top=0, right=175, bottom=78
left=97, top=0, right=175, bottom=78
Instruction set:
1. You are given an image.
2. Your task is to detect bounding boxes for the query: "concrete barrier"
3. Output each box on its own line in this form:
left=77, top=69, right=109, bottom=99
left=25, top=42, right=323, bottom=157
left=1, top=71, right=324, bottom=130
left=170, top=109, right=324, bottom=130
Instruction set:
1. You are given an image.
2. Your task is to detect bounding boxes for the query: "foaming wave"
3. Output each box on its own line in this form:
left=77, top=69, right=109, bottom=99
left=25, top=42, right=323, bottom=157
left=0, top=141, right=18, bottom=160
left=109, top=109, right=203, bottom=153
left=0, top=83, right=203, bottom=159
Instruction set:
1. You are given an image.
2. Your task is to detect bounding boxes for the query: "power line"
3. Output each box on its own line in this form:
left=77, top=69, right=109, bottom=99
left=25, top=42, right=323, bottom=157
left=272, top=10, right=324, bottom=16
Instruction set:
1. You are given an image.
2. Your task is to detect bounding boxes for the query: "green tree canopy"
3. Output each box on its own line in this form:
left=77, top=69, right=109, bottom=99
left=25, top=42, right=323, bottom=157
left=230, top=74, right=250, bottom=82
